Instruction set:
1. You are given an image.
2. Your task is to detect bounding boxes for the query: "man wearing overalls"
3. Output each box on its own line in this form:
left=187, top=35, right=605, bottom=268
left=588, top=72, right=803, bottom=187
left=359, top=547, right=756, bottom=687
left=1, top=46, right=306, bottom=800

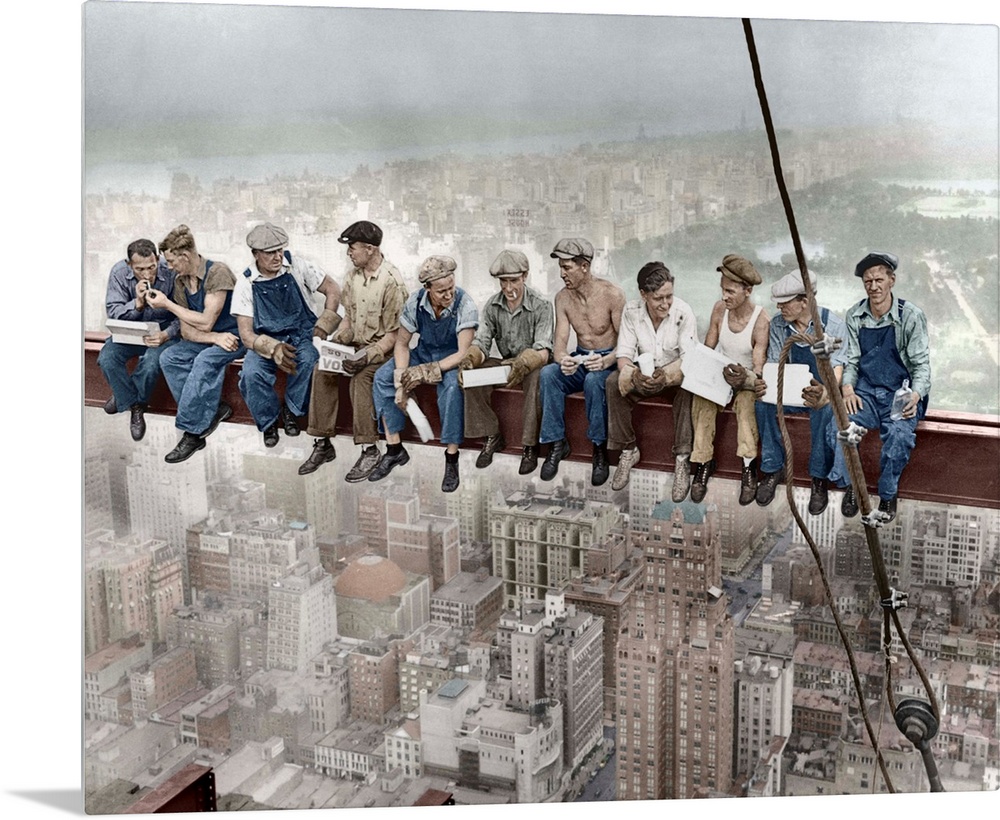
left=369, top=255, right=479, bottom=493
left=753, top=270, right=849, bottom=515
left=836, top=251, right=930, bottom=523
left=149, top=225, right=245, bottom=464
left=232, top=223, right=341, bottom=448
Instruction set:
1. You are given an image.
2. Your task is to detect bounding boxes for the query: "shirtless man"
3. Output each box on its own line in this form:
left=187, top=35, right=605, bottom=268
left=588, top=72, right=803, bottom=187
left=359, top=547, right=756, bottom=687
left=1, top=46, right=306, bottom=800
left=537, top=238, right=626, bottom=486
left=688, top=254, right=769, bottom=505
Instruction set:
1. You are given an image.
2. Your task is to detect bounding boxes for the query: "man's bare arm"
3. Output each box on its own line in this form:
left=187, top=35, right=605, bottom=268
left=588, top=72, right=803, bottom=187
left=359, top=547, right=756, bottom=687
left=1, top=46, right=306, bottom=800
left=703, top=301, right=724, bottom=349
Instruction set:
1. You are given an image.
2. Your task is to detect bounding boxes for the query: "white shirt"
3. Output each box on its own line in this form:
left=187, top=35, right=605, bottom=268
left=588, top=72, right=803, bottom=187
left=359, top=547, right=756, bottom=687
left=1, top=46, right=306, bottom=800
left=230, top=252, right=328, bottom=318
left=616, top=296, right=698, bottom=367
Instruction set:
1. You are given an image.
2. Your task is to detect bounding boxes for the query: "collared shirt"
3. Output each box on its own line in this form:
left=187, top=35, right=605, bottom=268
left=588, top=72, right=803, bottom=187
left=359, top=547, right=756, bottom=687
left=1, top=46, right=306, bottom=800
left=842, top=294, right=931, bottom=399
left=171, top=256, right=236, bottom=311
left=473, top=286, right=553, bottom=359
left=400, top=287, right=479, bottom=335
left=767, top=306, right=849, bottom=368
left=230, top=251, right=328, bottom=318
left=340, top=259, right=408, bottom=347
left=105, top=257, right=180, bottom=339
left=616, top=296, right=697, bottom=367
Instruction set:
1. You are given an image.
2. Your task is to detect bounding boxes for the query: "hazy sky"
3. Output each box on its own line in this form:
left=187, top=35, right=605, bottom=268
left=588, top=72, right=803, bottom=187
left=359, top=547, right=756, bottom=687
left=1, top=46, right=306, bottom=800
left=83, top=2, right=999, bottom=137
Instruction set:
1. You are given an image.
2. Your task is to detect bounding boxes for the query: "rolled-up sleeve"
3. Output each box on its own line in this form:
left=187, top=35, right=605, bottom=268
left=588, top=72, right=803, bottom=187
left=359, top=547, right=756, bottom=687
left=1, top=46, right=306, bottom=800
left=901, top=307, right=931, bottom=399
left=615, top=306, right=640, bottom=361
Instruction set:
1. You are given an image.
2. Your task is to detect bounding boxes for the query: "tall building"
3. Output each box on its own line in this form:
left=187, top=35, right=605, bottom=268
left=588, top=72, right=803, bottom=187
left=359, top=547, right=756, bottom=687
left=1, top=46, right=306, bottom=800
left=386, top=495, right=460, bottom=591
left=129, top=646, right=199, bottom=720
left=242, top=450, right=339, bottom=539
left=266, top=562, right=337, bottom=674
left=228, top=510, right=317, bottom=603
left=911, top=503, right=990, bottom=588
left=429, top=568, right=504, bottom=632
left=616, top=500, right=734, bottom=801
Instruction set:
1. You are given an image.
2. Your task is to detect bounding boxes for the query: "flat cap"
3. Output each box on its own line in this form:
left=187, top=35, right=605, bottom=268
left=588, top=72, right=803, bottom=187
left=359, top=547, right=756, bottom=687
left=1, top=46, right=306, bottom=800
left=771, top=270, right=817, bottom=303
left=246, top=222, right=289, bottom=251
left=550, top=238, right=594, bottom=261
left=489, top=249, right=530, bottom=277
left=854, top=251, right=898, bottom=278
left=418, top=255, right=457, bottom=284
left=338, top=220, right=383, bottom=247
left=717, top=254, right=761, bottom=286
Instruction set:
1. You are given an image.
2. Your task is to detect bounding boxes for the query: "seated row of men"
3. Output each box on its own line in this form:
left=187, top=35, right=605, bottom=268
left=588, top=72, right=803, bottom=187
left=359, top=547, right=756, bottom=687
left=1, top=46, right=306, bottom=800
left=98, top=221, right=929, bottom=520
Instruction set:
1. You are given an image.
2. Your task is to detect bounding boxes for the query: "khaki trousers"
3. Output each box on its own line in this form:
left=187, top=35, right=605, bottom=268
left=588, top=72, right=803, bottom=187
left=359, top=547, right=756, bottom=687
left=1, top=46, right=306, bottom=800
left=605, top=371, right=693, bottom=455
left=463, top=358, right=542, bottom=446
left=305, top=360, right=381, bottom=445
left=691, top=390, right=759, bottom=463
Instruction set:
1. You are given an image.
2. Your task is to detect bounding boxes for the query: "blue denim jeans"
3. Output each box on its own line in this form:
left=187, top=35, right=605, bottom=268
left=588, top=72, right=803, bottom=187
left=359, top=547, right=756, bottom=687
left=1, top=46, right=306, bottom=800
left=373, top=358, right=464, bottom=445
left=538, top=349, right=615, bottom=445
left=98, top=338, right=177, bottom=411
left=239, top=333, right=319, bottom=431
left=755, top=400, right=834, bottom=479
left=159, top=340, right=245, bottom=435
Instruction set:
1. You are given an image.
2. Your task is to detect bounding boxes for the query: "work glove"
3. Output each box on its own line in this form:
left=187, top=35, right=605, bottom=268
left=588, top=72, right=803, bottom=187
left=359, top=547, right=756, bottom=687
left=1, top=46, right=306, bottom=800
left=313, top=309, right=341, bottom=339
left=342, top=348, right=369, bottom=375
left=723, top=363, right=759, bottom=391
left=330, top=323, right=354, bottom=345
left=272, top=342, right=298, bottom=375
left=400, top=361, right=443, bottom=391
left=618, top=363, right=638, bottom=396
left=457, top=346, right=486, bottom=386
left=802, top=378, right=829, bottom=409
left=503, top=348, right=548, bottom=388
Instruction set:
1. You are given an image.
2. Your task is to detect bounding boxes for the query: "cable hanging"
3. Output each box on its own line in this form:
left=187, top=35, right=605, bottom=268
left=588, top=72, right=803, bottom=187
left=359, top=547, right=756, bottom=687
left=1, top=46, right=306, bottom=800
left=741, top=18, right=943, bottom=793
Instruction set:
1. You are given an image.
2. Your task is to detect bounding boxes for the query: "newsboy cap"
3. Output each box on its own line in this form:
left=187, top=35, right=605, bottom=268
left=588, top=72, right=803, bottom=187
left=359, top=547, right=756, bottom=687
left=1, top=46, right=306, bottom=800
left=550, top=238, right=594, bottom=261
left=854, top=251, right=898, bottom=278
left=246, top=222, right=289, bottom=251
left=717, top=254, right=762, bottom=286
left=489, top=249, right=530, bottom=277
left=418, top=255, right=458, bottom=284
left=771, top=270, right=818, bottom=304
left=338, top=220, right=383, bottom=247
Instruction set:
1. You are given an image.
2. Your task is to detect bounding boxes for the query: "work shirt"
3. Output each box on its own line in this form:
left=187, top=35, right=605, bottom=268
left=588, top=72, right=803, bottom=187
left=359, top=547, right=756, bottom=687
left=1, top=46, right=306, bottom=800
left=616, top=296, right=697, bottom=368
left=842, top=294, right=931, bottom=399
left=105, top=257, right=180, bottom=338
left=400, top=287, right=479, bottom=336
left=231, top=252, right=328, bottom=319
left=171, top=256, right=236, bottom=311
left=340, top=259, right=408, bottom=347
left=767, top=307, right=849, bottom=368
left=473, top=286, right=553, bottom=360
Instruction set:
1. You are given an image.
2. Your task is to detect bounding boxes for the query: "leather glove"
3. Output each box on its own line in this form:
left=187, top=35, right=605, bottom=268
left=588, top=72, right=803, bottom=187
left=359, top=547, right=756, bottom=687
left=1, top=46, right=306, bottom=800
left=633, top=371, right=661, bottom=397
left=660, top=359, right=683, bottom=388
left=723, top=363, right=747, bottom=388
left=458, top=346, right=486, bottom=386
left=342, top=348, right=369, bottom=375
left=394, top=386, right=410, bottom=411
left=330, top=323, right=354, bottom=345
left=313, top=309, right=341, bottom=339
left=252, top=333, right=280, bottom=358
left=618, top=363, right=638, bottom=396
left=272, top=342, right=298, bottom=375
left=503, top=348, right=548, bottom=388
left=802, top=378, right=829, bottom=409
left=400, top=361, right=443, bottom=391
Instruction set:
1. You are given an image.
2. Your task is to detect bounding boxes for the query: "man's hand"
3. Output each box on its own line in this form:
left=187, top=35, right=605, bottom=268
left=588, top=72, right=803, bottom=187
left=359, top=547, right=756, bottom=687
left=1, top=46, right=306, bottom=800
left=330, top=324, right=354, bottom=346
left=457, top=346, right=485, bottom=386
left=272, top=342, right=298, bottom=375
left=342, top=349, right=369, bottom=375
left=143, top=330, right=170, bottom=348
left=214, top=332, right=241, bottom=353
left=802, top=378, right=829, bottom=409
left=559, top=355, right=580, bottom=376
left=900, top=390, right=920, bottom=419
left=503, top=348, right=547, bottom=388
left=842, top=384, right=863, bottom=414
left=723, top=363, right=747, bottom=388
left=135, top=279, right=152, bottom=309
left=583, top=352, right=609, bottom=372
left=146, top=289, right=169, bottom=310
left=400, top=361, right=442, bottom=391
left=633, top=367, right=668, bottom=397
left=394, top=386, right=410, bottom=411
left=754, top=376, right=767, bottom=399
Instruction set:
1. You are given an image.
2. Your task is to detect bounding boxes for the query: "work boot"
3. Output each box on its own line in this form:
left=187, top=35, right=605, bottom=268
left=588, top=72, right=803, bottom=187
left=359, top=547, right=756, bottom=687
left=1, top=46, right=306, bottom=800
left=878, top=496, right=897, bottom=523
left=368, top=446, right=410, bottom=482
left=841, top=486, right=859, bottom=518
left=689, top=459, right=715, bottom=503
left=756, top=467, right=785, bottom=507
left=201, top=401, right=233, bottom=439
left=129, top=403, right=147, bottom=442
left=475, top=433, right=506, bottom=468
left=611, top=446, right=640, bottom=492
left=808, top=478, right=829, bottom=515
left=263, top=422, right=280, bottom=448
left=739, top=459, right=758, bottom=506
left=165, top=432, right=205, bottom=464
left=518, top=446, right=539, bottom=476
left=540, top=440, right=570, bottom=481
left=442, top=456, right=460, bottom=493
left=345, top=445, right=381, bottom=483
left=103, top=395, right=117, bottom=414
left=298, top=438, right=336, bottom=475
left=671, top=455, right=691, bottom=502
left=591, top=443, right=610, bottom=487
left=282, top=408, right=301, bottom=437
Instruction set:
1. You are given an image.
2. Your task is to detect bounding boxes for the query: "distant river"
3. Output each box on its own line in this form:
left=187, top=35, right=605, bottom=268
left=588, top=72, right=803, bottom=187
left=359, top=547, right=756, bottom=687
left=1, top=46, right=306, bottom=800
left=877, top=178, right=999, bottom=194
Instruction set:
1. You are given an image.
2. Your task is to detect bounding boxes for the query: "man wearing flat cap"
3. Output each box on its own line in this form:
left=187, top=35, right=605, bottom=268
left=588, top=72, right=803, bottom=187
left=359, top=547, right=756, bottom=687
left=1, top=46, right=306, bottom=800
left=689, top=254, right=769, bottom=505
left=231, top=222, right=341, bottom=448
left=369, top=255, right=479, bottom=493
left=297, top=220, right=408, bottom=482
left=753, top=269, right=849, bottom=514
left=605, top=261, right=698, bottom=494
left=832, top=251, right=930, bottom=523
left=458, top=249, right=553, bottom=474
left=538, top=237, right=626, bottom=486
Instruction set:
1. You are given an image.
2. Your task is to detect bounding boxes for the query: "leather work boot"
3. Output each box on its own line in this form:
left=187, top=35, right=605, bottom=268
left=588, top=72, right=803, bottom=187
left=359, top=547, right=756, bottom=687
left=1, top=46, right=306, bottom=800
left=611, top=446, right=640, bottom=492
left=540, top=440, right=570, bottom=481
left=263, top=422, right=280, bottom=448
left=368, top=447, right=410, bottom=482
left=841, top=486, right=859, bottom=518
left=298, top=438, right=336, bottom=475
left=345, top=446, right=381, bottom=483
left=165, top=432, right=206, bottom=464
left=282, top=408, right=301, bottom=437
left=591, top=443, right=610, bottom=487
left=756, top=467, right=785, bottom=507
left=878, top=496, right=897, bottom=523
left=201, top=401, right=233, bottom=439
left=518, top=446, right=539, bottom=475
left=671, top=455, right=691, bottom=502
left=129, top=403, right=147, bottom=442
left=103, top=395, right=117, bottom=414
left=689, top=459, right=716, bottom=503
left=475, top=433, right=506, bottom=468
left=808, top=478, right=829, bottom=515
left=442, top=457, right=460, bottom=493
left=738, top=459, right=758, bottom=506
